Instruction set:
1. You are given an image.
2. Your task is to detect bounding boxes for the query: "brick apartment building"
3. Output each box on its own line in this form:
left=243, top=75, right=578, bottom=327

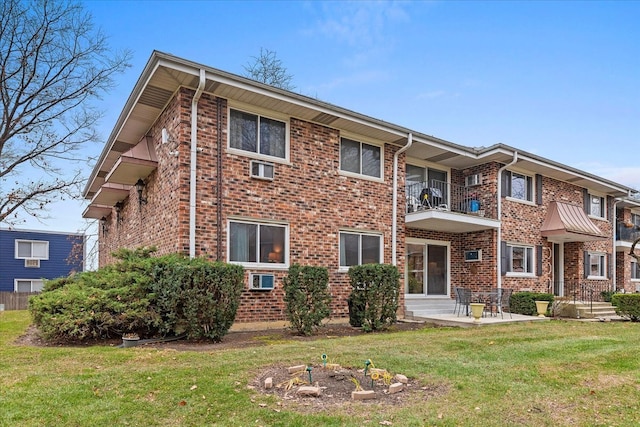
left=83, top=51, right=638, bottom=323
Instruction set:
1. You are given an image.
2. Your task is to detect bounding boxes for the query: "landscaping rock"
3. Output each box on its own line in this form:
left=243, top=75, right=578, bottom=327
left=288, top=365, right=306, bottom=374
left=394, top=374, right=408, bottom=384
left=264, top=377, right=273, bottom=389
left=351, top=390, right=376, bottom=400
left=297, top=386, right=321, bottom=397
left=389, top=382, right=404, bottom=394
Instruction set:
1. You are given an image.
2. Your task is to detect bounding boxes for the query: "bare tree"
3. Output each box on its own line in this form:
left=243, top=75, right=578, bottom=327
left=0, top=0, right=131, bottom=226
left=243, top=48, right=294, bottom=91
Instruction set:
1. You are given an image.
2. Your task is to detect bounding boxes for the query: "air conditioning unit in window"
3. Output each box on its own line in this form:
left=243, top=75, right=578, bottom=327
left=250, top=160, right=275, bottom=180
left=25, top=259, right=40, bottom=268
left=465, top=174, right=482, bottom=187
left=250, top=273, right=275, bottom=290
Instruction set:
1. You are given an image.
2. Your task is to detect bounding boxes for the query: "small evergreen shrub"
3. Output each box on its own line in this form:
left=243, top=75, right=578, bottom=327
left=149, top=257, right=244, bottom=341
left=611, top=294, right=640, bottom=321
left=601, top=290, right=615, bottom=303
left=510, top=292, right=554, bottom=316
left=347, top=264, right=400, bottom=332
left=283, top=264, right=331, bottom=335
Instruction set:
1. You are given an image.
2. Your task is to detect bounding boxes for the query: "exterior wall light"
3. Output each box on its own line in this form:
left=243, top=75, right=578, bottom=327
left=114, top=201, right=124, bottom=224
left=135, top=179, right=148, bottom=207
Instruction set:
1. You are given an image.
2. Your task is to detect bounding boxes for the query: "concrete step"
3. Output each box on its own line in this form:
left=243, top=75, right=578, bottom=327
left=405, top=298, right=456, bottom=316
left=572, top=302, right=617, bottom=319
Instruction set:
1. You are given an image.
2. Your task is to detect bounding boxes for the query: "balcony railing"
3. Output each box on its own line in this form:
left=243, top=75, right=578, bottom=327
left=616, top=223, right=640, bottom=243
left=406, top=180, right=485, bottom=216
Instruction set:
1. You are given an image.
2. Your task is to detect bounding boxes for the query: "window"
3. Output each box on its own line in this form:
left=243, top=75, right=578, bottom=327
left=589, top=195, right=605, bottom=218
left=507, top=244, right=534, bottom=274
left=588, top=252, right=606, bottom=278
left=632, top=213, right=640, bottom=227
left=228, top=220, right=287, bottom=267
left=339, top=231, right=382, bottom=267
left=503, top=171, right=533, bottom=202
left=632, top=260, right=640, bottom=281
left=15, top=240, right=49, bottom=260
left=229, top=109, right=287, bottom=159
left=584, top=190, right=606, bottom=219
left=15, top=279, right=44, bottom=292
left=340, top=138, right=381, bottom=178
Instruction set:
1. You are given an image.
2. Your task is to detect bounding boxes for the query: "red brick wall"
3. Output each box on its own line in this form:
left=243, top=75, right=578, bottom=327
left=99, top=89, right=406, bottom=322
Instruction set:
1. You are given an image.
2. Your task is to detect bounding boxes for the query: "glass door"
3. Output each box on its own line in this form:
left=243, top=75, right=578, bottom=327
left=427, top=245, right=447, bottom=295
left=406, top=243, right=448, bottom=296
left=407, top=244, right=424, bottom=294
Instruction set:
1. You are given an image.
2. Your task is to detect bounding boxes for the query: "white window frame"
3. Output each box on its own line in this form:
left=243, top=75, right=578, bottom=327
left=339, top=137, right=384, bottom=181
left=588, top=193, right=606, bottom=219
left=227, top=219, right=289, bottom=269
left=227, top=106, right=289, bottom=162
left=507, top=171, right=534, bottom=203
left=338, top=230, right=383, bottom=271
left=587, top=252, right=607, bottom=279
left=506, top=243, right=535, bottom=277
left=631, top=260, right=640, bottom=281
left=15, top=240, right=49, bottom=260
left=14, top=279, right=44, bottom=292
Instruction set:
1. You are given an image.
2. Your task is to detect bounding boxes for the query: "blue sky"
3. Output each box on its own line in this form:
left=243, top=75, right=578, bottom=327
left=15, top=0, right=640, bottom=236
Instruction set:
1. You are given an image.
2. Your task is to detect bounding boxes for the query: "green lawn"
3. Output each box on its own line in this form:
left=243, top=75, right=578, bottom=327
left=2, top=310, right=639, bottom=426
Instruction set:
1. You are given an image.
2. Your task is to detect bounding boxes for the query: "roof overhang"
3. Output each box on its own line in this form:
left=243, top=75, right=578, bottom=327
left=104, top=135, right=158, bottom=185
left=406, top=209, right=500, bottom=233
left=82, top=204, right=113, bottom=220
left=84, top=51, right=637, bottom=201
left=541, top=201, right=607, bottom=242
left=86, top=183, right=130, bottom=208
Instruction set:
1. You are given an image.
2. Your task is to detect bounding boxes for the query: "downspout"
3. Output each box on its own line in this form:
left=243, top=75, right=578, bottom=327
left=612, top=198, right=621, bottom=292
left=496, top=151, right=518, bottom=289
left=189, top=69, right=206, bottom=259
left=392, top=133, right=413, bottom=266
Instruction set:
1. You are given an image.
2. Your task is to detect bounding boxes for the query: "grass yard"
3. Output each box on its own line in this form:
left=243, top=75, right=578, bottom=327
left=1, top=310, right=640, bottom=426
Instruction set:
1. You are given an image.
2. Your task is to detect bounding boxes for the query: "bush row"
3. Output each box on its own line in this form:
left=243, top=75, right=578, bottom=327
left=30, top=248, right=402, bottom=342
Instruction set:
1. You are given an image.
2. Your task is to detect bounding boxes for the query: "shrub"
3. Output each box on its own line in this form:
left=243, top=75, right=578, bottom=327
left=601, top=290, right=615, bottom=303
left=29, top=248, right=245, bottom=342
left=149, top=257, right=244, bottom=341
left=283, top=264, right=331, bottom=335
left=611, top=294, right=640, bottom=321
left=347, top=264, right=400, bottom=332
left=510, top=292, right=554, bottom=316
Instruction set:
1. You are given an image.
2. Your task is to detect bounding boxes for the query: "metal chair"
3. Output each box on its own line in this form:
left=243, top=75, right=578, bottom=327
left=496, top=288, right=513, bottom=319
left=455, top=287, right=471, bottom=317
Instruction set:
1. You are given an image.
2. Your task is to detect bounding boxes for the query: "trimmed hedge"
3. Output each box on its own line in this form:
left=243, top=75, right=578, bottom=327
left=611, top=294, right=640, bottom=321
left=347, top=264, right=400, bottom=332
left=283, top=264, right=331, bottom=335
left=29, top=248, right=244, bottom=342
left=510, top=292, right=554, bottom=316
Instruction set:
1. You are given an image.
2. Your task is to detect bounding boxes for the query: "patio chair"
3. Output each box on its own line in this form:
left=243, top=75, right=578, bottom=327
left=496, top=288, right=513, bottom=319
left=455, top=287, right=471, bottom=317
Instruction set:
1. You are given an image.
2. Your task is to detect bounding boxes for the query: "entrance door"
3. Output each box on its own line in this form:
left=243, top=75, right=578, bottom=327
left=406, top=242, right=448, bottom=296
left=552, top=243, right=564, bottom=296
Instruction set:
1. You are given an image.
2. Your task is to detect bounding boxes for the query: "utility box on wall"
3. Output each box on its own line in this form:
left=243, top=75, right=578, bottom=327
left=464, top=249, right=482, bottom=262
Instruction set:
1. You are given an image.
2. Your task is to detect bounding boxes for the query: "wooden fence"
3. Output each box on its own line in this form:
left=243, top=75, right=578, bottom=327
left=0, top=292, right=39, bottom=310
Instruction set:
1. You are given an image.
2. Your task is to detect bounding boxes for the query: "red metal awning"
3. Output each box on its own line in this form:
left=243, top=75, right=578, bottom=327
left=541, top=201, right=607, bottom=242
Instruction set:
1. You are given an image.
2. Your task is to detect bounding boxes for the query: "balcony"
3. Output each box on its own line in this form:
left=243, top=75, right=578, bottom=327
left=616, top=222, right=640, bottom=251
left=405, top=180, right=499, bottom=233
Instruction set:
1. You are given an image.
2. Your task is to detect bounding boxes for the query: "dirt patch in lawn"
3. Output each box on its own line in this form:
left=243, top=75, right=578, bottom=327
left=249, top=362, right=450, bottom=414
